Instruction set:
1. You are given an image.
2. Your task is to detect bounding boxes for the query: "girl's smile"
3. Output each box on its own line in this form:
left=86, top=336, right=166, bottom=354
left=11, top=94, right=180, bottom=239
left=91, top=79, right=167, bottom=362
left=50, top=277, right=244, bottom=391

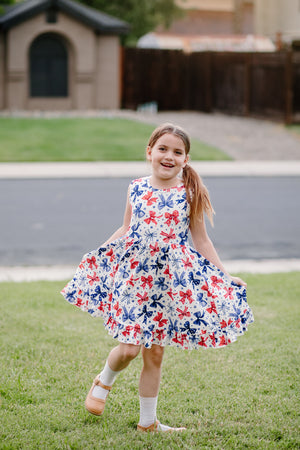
left=147, top=133, right=189, bottom=187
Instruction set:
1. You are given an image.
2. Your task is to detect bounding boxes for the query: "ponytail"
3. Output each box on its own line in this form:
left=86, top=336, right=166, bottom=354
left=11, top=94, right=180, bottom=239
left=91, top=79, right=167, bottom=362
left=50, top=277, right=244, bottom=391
left=182, top=164, right=215, bottom=228
left=147, top=122, right=215, bottom=227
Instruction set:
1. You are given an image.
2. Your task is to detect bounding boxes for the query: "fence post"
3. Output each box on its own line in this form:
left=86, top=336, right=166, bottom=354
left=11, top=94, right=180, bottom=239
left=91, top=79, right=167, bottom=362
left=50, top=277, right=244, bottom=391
left=205, top=52, right=212, bottom=113
left=119, top=46, right=125, bottom=109
left=184, top=51, right=190, bottom=110
left=244, top=53, right=251, bottom=116
left=285, top=51, right=293, bottom=124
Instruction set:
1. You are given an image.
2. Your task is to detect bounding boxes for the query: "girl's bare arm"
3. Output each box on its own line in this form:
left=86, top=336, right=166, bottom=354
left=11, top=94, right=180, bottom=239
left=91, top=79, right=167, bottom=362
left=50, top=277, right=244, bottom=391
left=190, top=216, right=246, bottom=287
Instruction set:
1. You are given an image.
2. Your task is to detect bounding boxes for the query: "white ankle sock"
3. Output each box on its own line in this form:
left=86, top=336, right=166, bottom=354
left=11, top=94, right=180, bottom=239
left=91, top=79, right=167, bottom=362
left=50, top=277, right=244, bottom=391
left=138, top=396, right=158, bottom=428
left=92, top=361, right=120, bottom=400
left=138, top=396, right=186, bottom=432
left=100, top=361, right=120, bottom=386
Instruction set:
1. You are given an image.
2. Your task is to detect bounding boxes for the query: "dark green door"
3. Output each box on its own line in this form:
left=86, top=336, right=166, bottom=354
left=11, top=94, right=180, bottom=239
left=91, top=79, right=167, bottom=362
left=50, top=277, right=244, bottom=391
left=30, top=33, right=68, bottom=97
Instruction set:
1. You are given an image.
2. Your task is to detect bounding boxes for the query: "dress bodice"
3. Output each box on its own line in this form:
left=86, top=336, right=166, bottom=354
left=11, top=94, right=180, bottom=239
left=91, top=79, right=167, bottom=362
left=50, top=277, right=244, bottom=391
left=127, top=177, right=190, bottom=246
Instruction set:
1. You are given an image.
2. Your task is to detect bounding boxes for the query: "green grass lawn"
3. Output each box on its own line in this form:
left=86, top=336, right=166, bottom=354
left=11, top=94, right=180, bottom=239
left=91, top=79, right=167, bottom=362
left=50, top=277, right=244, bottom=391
left=0, top=118, right=230, bottom=162
left=287, top=124, right=300, bottom=137
left=1, top=273, right=299, bottom=449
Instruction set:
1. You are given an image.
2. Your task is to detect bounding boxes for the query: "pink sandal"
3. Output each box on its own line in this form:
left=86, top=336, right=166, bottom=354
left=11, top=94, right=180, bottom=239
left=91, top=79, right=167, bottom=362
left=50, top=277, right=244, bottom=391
left=137, top=420, right=186, bottom=432
left=85, top=375, right=112, bottom=416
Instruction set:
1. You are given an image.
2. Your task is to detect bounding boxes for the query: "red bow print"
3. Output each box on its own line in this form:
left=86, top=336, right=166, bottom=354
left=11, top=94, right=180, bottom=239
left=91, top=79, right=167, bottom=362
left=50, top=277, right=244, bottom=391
left=144, top=211, right=160, bottom=225
left=167, top=289, right=177, bottom=300
left=220, top=336, right=228, bottom=346
left=141, top=275, right=153, bottom=289
left=209, top=334, right=217, bottom=347
left=110, top=264, right=119, bottom=277
left=164, top=266, right=173, bottom=279
left=206, top=301, right=218, bottom=315
left=150, top=243, right=160, bottom=256
left=113, top=301, right=122, bottom=316
left=142, top=191, right=158, bottom=205
left=133, top=324, right=141, bottom=338
left=224, top=286, right=234, bottom=300
left=156, top=329, right=166, bottom=341
left=130, top=258, right=139, bottom=269
left=87, top=256, right=98, bottom=269
left=105, top=249, right=115, bottom=262
left=165, top=210, right=179, bottom=226
left=87, top=271, right=100, bottom=285
left=198, top=336, right=208, bottom=347
left=182, top=257, right=193, bottom=270
left=201, top=281, right=217, bottom=298
left=179, top=289, right=194, bottom=304
left=210, top=276, right=223, bottom=290
left=160, top=228, right=176, bottom=243
left=75, top=297, right=84, bottom=307
left=153, top=312, right=167, bottom=328
left=176, top=306, right=191, bottom=319
left=137, top=292, right=149, bottom=304
left=126, top=274, right=139, bottom=287
left=79, top=259, right=86, bottom=269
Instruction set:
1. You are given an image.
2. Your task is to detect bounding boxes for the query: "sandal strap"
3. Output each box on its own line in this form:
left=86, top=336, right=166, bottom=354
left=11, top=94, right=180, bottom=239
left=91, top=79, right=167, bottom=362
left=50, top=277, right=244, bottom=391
left=93, top=376, right=112, bottom=391
left=137, top=420, right=160, bottom=432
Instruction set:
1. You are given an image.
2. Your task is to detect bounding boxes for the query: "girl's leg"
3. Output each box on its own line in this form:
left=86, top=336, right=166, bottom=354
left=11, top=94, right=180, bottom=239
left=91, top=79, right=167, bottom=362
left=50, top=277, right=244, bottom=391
left=138, top=345, right=164, bottom=427
left=138, top=344, right=186, bottom=432
left=108, top=342, right=141, bottom=372
left=92, top=343, right=141, bottom=400
left=139, top=344, right=164, bottom=397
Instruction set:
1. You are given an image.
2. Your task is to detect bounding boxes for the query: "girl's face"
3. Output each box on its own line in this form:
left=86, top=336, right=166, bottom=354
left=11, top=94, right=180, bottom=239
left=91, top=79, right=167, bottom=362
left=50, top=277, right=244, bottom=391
left=146, top=133, right=189, bottom=185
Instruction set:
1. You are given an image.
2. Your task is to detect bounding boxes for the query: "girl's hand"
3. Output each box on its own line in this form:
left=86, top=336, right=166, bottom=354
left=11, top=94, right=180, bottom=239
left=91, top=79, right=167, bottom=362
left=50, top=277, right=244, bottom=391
left=229, top=275, right=247, bottom=287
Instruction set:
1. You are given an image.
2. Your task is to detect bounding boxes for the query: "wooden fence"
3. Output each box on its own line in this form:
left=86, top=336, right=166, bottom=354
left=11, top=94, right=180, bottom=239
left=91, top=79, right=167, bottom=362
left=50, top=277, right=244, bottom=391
left=122, top=48, right=300, bottom=123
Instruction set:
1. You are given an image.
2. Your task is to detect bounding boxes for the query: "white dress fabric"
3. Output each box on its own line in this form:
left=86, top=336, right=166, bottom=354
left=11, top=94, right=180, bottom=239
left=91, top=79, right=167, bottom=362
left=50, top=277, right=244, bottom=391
left=61, top=177, right=254, bottom=350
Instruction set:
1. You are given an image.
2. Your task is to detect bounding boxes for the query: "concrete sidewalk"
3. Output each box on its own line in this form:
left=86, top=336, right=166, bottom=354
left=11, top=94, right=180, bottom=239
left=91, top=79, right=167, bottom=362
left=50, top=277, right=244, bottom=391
left=1, top=160, right=300, bottom=178
left=1, top=259, right=300, bottom=282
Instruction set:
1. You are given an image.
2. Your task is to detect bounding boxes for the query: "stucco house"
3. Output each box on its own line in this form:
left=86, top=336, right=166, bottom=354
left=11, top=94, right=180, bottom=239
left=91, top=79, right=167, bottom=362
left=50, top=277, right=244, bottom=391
left=138, top=0, right=275, bottom=52
left=0, top=0, right=129, bottom=110
left=254, top=0, right=300, bottom=49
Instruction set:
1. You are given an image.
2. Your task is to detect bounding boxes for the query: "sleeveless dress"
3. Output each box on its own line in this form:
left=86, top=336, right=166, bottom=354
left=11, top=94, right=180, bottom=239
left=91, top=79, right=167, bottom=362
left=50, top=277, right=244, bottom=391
left=61, top=177, right=254, bottom=350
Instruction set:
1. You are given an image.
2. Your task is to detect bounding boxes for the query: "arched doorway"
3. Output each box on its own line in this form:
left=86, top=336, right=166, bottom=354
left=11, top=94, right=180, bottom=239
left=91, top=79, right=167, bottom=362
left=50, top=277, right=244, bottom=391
left=30, top=33, right=68, bottom=97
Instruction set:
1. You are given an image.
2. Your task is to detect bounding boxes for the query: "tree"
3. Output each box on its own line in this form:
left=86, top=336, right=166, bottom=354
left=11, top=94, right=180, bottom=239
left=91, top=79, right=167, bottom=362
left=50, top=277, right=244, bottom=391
left=0, top=0, right=15, bottom=16
left=78, top=0, right=183, bottom=45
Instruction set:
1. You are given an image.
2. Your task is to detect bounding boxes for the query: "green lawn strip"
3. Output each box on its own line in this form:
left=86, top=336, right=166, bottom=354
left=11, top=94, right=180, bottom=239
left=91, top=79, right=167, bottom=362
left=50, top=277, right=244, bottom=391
left=0, top=273, right=299, bottom=449
left=0, top=117, right=230, bottom=162
left=287, top=124, right=300, bottom=137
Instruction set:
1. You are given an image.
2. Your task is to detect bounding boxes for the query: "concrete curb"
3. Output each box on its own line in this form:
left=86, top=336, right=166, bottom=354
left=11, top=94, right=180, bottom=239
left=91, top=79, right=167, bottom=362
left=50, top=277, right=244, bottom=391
left=1, top=161, right=300, bottom=179
left=1, top=259, right=299, bottom=282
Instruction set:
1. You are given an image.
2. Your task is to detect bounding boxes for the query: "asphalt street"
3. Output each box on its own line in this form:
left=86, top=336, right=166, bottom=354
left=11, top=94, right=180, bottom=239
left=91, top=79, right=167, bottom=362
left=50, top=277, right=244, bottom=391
left=1, top=176, right=299, bottom=266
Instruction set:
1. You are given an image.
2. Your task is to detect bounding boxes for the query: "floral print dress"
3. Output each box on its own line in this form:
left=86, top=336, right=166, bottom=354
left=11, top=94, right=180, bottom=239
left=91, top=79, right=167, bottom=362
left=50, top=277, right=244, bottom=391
left=61, top=177, right=254, bottom=349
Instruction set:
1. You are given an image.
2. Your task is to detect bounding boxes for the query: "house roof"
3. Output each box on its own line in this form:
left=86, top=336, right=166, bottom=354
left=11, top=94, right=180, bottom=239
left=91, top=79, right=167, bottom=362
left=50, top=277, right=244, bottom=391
left=175, top=0, right=234, bottom=12
left=137, top=32, right=276, bottom=52
left=0, top=0, right=130, bottom=34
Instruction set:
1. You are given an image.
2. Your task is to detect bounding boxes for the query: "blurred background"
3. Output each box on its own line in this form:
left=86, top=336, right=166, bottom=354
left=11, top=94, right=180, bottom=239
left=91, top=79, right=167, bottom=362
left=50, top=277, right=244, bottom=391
left=0, top=0, right=300, bottom=123
left=0, top=0, right=299, bottom=272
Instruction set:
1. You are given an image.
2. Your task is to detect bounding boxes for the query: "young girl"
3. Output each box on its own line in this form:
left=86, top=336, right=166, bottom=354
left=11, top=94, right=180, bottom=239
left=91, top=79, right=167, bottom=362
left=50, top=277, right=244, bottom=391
left=61, top=123, right=253, bottom=432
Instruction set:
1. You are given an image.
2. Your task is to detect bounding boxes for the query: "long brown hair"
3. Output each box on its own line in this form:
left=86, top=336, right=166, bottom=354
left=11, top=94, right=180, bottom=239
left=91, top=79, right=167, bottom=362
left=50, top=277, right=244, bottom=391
left=147, top=123, right=215, bottom=227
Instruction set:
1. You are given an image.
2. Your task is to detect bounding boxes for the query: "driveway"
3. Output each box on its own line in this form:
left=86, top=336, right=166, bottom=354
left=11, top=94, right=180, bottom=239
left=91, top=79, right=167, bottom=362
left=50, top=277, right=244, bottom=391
left=116, top=110, right=300, bottom=160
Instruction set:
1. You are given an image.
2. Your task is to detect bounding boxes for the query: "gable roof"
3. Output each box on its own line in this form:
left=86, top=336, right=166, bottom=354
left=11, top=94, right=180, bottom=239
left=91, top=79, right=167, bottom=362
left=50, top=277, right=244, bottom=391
left=0, top=0, right=130, bottom=34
